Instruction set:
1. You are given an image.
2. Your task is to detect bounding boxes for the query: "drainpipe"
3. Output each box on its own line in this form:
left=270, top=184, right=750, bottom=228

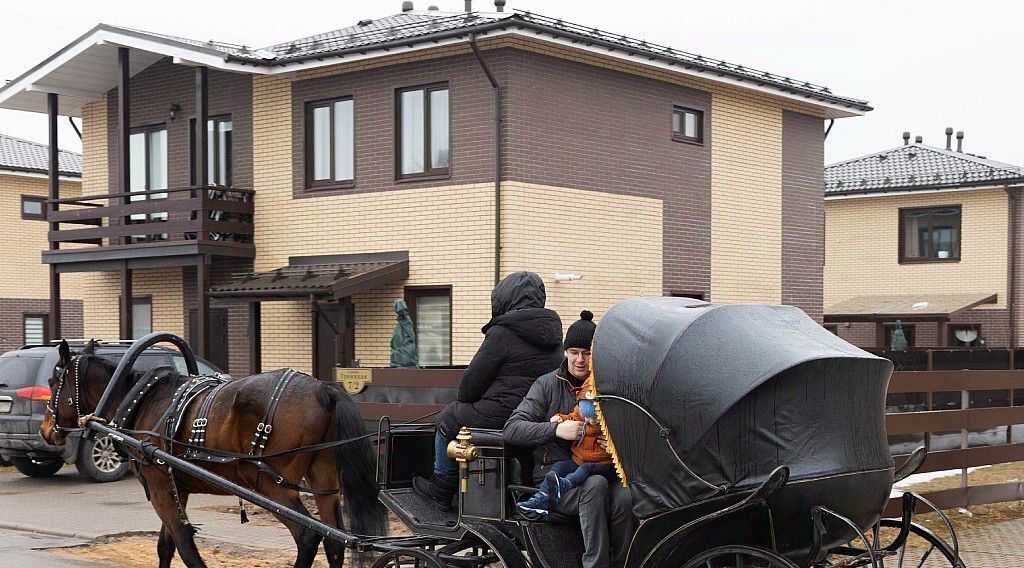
left=1007, top=186, right=1018, bottom=354
left=824, top=118, right=835, bottom=140
left=470, top=33, right=502, bottom=285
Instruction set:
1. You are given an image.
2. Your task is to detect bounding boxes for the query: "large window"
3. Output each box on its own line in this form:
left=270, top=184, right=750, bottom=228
left=305, top=98, right=354, bottom=189
left=672, top=105, right=704, bottom=144
left=899, top=206, right=961, bottom=263
left=129, top=125, right=168, bottom=242
left=190, top=116, right=233, bottom=187
left=397, top=84, right=449, bottom=179
left=405, top=287, right=452, bottom=367
left=23, top=315, right=47, bottom=345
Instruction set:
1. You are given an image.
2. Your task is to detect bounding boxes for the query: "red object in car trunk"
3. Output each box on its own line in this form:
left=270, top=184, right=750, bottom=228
left=15, top=386, right=51, bottom=401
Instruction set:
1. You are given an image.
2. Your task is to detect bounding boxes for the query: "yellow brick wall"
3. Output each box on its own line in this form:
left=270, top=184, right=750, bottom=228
left=252, top=75, right=494, bottom=369
left=75, top=268, right=185, bottom=341
left=81, top=98, right=107, bottom=195
left=0, top=173, right=81, bottom=298
left=710, top=91, right=784, bottom=303
left=501, top=182, right=663, bottom=325
left=824, top=189, right=1008, bottom=309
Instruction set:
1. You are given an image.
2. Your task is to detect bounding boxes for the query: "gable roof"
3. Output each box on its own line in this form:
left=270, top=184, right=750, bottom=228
left=0, top=133, right=81, bottom=177
left=825, top=143, right=1024, bottom=197
left=0, top=9, right=870, bottom=118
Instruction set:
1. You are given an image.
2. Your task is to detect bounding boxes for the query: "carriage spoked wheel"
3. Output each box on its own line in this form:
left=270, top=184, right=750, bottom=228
left=682, top=545, right=799, bottom=568
left=877, top=519, right=965, bottom=567
left=371, top=548, right=446, bottom=568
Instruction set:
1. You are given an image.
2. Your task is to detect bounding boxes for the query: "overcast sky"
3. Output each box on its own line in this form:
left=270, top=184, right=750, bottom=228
left=1, top=0, right=1021, bottom=166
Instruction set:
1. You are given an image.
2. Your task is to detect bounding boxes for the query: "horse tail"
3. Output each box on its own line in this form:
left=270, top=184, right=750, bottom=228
left=316, top=381, right=388, bottom=538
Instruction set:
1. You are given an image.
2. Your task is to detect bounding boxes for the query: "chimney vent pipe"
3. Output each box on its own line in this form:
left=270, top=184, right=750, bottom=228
left=945, top=127, right=953, bottom=150
left=465, top=0, right=472, bottom=12
left=402, top=1, right=414, bottom=12
left=956, top=131, right=964, bottom=152
left=915, top=135, right=923, bottom=144
left=495, top=0, right=506, bottom=11
left=902, top=131, right=910, bottom=146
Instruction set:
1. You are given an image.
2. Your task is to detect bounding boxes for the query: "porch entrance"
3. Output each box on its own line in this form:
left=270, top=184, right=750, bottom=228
left=314, top=299, right=356, bottom=381
left=189, top=308, right=229, bottom=372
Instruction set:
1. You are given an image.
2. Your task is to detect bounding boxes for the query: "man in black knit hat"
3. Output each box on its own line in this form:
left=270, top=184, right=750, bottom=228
left=505, top=310, right=635, bottom=568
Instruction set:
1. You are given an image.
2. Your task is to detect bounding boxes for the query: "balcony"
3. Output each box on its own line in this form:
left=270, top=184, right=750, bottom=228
left=44, top=185, right=254, bottom=271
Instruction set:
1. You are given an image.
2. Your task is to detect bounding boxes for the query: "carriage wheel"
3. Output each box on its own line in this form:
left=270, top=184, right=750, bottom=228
left=371, top=548, right=446, bottom=568
left=878, top=519, right=965, bottom=567
left=682, top=545, right=798, bottom=568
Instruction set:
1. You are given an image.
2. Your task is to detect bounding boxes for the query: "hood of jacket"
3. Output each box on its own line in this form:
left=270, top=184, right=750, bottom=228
left=490, top=271, right=547, bottom=317
left=483, top=307, right=563, bottom=348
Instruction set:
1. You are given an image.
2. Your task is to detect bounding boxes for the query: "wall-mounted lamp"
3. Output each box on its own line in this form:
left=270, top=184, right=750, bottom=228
left=168, top=103, right=181, bottom=122
left=554, top=273, right=583, bottom=283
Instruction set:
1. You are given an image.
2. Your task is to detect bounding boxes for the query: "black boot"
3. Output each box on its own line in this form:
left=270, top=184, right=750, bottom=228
left=412, top=473, right=457, bottom=512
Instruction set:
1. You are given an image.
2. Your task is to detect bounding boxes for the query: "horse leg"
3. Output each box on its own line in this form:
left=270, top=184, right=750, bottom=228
left=146, top=473, right=206, bottom=568
left=309, top=455, right=349, bottom=568
left=157, top=524, right=177, bottom=568
left=264, top=485, right=322, bottom=568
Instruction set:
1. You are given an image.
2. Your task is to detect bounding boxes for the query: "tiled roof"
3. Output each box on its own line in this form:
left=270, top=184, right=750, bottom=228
left=825, top=143, right=1024, bottom=196
left=209, top=254, right=409, bottom=300
left=0, top=133, right=81, bottom=177
left=224, top=10, right=868, bottom=112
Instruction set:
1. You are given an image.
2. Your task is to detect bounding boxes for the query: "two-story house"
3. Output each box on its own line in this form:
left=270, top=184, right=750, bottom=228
left=824, top=130, right=1024, bottom=349
left=0, top=133, right=83, bottom=352
left=0, top=2, right=872, bottom=377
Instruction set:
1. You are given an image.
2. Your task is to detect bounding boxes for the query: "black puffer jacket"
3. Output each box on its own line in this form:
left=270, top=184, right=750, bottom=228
left=451, top=272, right=563, bottom=430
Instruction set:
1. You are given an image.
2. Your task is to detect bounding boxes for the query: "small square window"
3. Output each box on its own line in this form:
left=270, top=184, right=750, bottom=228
left=672, top=106, right=704, bottom=144
left=21, top=196, right=45, bottom=220
left=899, top=205, right=961, bottom=263
left=23, top=315, right=47, bottom=345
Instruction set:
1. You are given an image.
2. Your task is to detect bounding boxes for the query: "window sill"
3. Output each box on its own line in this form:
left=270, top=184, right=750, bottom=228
left=671, top=135, right=704, bottom=146
left=898, top=257, right=961, bottom=264
left=305, top=181, right=355, bottom=193
left=396, top=172, right=451, bottom=184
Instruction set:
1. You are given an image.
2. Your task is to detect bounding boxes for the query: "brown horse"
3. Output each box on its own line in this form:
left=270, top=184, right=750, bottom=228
left=40, top=339, right=387, bottom=568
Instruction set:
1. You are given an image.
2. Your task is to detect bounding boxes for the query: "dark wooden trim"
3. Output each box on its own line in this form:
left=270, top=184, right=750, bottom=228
left=395, top=82, right=450, bottom=180
left=195, top=66, right=208, bottom=196
left=671, top=104, right=704, bottom=144
left=888, top=369, right=1024, bottom=393
left=23, top=313, right=49, bottom=344
left=249, top=301, right=261, bottom=374
left=356, top=402, right=446, bottom=422
left=304, top=96, right=356, bottom=190
left=885, top=480, right=1024, bottom=517
left=119, top=264, right=132, bottom=340
left=368, top=367, right=464, bottom=388
left=898, top=204, right=962, bottom=263
left=195, top=255, right=210, bottom=359
left=404, top=284, right=453, bottom=367
left=117, top=47, right=130, bottom=210
left=190, top=114, right=233, bottom=187
left=21, top=195, right=46, bottom=220
left=48, top=92, right=61, bottom=339
left=331, top=260, right=410, bottom=299
left=669, top=290, right=708, bottom=301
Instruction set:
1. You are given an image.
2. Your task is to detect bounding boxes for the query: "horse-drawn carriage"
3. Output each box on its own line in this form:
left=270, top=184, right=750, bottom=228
left=43, top=297, right=965, bottom=568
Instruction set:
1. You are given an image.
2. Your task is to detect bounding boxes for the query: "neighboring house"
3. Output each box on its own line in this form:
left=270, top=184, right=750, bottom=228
left=824, top=130, right=1024, bottom=349
left=0, top=134, right=83, bottom=352
left=0, top=3, right=871, bottom=377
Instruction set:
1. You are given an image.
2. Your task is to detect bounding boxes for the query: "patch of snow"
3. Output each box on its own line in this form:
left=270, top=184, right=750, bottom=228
left=890, top=466, right=990, bottom=498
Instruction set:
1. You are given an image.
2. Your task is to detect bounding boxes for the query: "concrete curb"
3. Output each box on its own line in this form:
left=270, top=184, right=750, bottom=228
left=0, top=521, right=96, bottom=541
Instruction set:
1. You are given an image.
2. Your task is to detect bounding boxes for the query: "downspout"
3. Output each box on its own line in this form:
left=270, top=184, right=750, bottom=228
left=68, top=117, right=82, bottom=141
left=470, top=34, right=502, bottom=285
left=1006, top=186, right=1018, bottom=353
left=824, top=118, right=835, bottom=140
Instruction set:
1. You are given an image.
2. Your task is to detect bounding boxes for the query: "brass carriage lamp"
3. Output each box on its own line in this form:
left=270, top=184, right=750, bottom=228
left=447, top=427, right=479, bottom=493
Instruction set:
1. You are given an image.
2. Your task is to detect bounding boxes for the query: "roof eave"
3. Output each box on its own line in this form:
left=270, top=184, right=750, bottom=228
left=825, top=178, right=1024, bottom=199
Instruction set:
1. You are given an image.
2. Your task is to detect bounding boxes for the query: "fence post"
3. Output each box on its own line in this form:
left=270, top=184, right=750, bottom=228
left=961, top=386, right=969, bottom=492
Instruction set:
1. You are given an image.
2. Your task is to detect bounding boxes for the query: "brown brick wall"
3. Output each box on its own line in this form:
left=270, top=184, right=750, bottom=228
left=106, top=58, right=253, bottom=191
left=504, top=50, right=712, bottom=297
left=781, top=111, right=825, bottom=322
left=183, top=258, right=255, bottom=377
left=0, top=298, right=83, bottom=353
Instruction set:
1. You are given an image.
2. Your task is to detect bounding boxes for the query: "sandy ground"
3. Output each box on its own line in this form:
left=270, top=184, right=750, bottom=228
left=51, top=534, right=335, bottom=568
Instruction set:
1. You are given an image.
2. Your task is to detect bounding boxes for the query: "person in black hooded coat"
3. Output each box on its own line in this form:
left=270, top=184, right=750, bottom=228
left=413, top=271, right=563, bottom=510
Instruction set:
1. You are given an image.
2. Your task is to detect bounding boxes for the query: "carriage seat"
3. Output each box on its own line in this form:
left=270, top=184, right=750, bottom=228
left=466, top=428, right=534, bottom=486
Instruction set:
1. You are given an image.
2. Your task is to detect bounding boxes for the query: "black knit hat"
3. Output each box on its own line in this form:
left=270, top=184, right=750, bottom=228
left=563, top=310, right=596, bottom=350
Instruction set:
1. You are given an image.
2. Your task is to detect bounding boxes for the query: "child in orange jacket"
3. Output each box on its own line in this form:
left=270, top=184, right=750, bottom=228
left=517, top=376, right=618, bottom=518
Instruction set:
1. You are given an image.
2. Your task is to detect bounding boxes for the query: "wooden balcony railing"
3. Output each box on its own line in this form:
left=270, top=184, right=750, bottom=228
left=45, top=186, right=254, bottom=260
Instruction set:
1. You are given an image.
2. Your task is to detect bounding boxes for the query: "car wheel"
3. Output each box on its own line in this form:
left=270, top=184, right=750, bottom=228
left=10, top=456, right=64, bottom=477
left=75, top=435, right=128, bottom=482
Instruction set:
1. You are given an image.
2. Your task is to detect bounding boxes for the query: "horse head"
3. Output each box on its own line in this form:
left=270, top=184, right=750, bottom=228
left=40, top=339, right=113, bottom=446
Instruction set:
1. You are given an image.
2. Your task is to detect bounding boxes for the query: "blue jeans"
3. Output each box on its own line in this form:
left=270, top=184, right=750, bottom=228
left=541, top=459, right=617, bottom=497
left=433, top=432, right=458, bottom=477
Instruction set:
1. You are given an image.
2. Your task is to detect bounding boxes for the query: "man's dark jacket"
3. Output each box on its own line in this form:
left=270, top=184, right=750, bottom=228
left=503, top=359, right=582, bottom=484
left=451, top=272, right=563, bottom=430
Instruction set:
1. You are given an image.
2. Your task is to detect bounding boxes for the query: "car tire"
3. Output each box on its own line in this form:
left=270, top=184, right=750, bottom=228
left=75, top=435, right=128, bottom=482
left=10, top=456, right=64, bottom=477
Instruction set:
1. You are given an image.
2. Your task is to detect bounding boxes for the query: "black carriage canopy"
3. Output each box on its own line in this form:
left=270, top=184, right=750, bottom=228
left=593, top=297, right=895, bottom=518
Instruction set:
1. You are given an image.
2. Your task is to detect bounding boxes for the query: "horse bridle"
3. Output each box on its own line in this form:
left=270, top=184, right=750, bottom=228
left=47, top=355, right=85, bottom=434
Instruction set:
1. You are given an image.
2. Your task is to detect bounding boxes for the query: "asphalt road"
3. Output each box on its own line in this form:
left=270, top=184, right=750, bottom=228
left=0, top=528, right=110, bottom=567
